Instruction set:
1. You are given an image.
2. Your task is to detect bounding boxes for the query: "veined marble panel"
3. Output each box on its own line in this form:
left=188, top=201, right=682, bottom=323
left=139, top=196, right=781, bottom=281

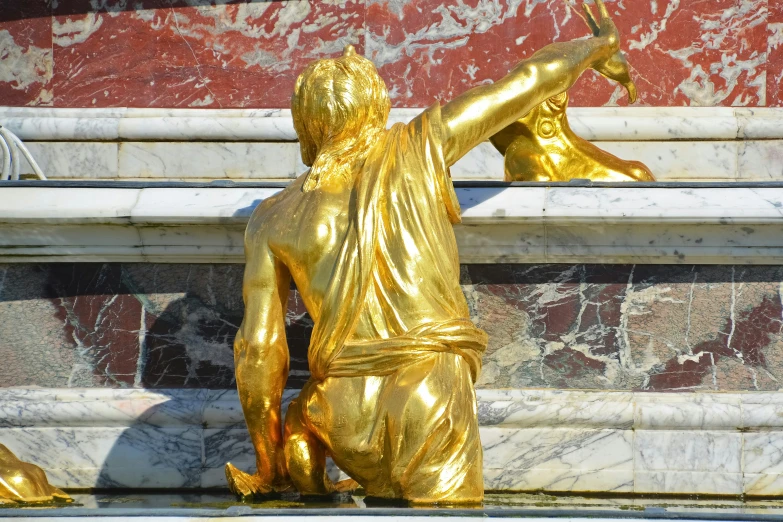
left=3, top=107, right=783, bottom=182
left=739, top=141, right=783, bottom=181
left=118, top=142, right=298, bottom=180
left=5, top=107, right=781, bottom=142
left=6, top=262, right=783, bottom=393
left=3, top=185, right=783, bottom=264
left=24, top=142, right=118, bottom=179
left=15, top=140, right=782, bottom=182
left=2, top=388, right=783, bottom=495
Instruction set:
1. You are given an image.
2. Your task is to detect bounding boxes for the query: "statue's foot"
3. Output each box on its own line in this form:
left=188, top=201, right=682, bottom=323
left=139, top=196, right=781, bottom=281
left=50, top=487, right=71, bottom=502
left=333, top=478, right=360, bottom=493
left=225, top=462, right=272, bottom=498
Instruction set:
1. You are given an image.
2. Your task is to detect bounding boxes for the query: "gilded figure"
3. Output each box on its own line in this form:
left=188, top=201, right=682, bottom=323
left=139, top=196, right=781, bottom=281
left=227, top=0, right=636, bottom=504
left=0, top=444, right=71, bottom=504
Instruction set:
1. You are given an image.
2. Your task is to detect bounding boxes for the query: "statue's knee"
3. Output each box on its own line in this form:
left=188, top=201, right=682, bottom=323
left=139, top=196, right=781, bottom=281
left=284, top=431, right=331, bottom=495
left=283, top=400, right=332, bottom=494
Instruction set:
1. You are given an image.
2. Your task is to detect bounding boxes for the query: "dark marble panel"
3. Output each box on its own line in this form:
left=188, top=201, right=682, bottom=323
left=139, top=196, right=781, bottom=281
left=2, top=263, right=783, bottom=391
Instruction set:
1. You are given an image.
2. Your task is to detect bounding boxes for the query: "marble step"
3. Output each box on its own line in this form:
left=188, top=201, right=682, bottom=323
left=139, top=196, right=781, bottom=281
left=2, top=387, right=783, bottom=496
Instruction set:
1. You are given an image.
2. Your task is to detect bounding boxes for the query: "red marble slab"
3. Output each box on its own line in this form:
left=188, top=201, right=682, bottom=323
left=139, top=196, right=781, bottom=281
left=0, top=1, right=773, bottom=108
left=768, top=0, right=783, bottom=106
left=0, top=0, right=52, bottom=106
left=52, top=0, right=364, bottom=108
left=366, top=0, right=769, bottom=108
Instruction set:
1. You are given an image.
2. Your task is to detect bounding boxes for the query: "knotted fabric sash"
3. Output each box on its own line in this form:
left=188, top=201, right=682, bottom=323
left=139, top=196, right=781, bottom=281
left=324, top=318, right=486, bottom=383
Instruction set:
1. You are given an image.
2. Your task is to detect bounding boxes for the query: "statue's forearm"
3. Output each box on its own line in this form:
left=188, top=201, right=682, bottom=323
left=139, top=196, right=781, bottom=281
left=233, top=240, right=292, bottom=489
left=441, top=36, right=617, bottom=165
left=235, top=333, right=289, bottom=486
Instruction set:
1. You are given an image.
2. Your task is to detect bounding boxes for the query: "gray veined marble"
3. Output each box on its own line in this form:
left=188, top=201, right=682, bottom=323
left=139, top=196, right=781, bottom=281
left=2, top=185, right=783, bottom=264
left=3, top=388, right=783, bottom=495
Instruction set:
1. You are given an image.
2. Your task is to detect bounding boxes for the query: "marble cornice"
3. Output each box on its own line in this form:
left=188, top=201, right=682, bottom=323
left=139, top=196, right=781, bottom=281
left=1, top=183, right=782, bottom=264
left=1, top=107, right=781, bottom=142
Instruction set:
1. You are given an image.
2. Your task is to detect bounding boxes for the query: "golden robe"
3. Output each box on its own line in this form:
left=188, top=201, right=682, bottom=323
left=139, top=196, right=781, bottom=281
left=293, top=106, right=488, bottom=503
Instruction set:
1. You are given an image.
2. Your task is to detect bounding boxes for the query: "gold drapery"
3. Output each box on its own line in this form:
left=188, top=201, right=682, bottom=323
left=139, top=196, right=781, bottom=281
left=296, top=105, right=487, bottom=503
left=308, top=105, right=487, bottom=384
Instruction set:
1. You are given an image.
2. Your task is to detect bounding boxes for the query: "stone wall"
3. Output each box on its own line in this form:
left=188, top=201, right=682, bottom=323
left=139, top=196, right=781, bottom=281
left=3, top=262, right=782, bottom=392
left=0, top=0, right=779, bottom=108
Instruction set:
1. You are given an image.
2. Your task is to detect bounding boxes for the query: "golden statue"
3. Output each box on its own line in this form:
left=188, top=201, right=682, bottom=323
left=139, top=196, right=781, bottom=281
left=0, top=445, right=71, bottom=504
left=227, top=1, right=636, bottom=504
left=490, top=91, right=655, bottom=182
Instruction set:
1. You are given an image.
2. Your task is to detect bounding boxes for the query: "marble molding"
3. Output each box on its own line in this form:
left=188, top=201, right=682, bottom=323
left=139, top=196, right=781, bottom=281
left=0, top=107, right=774, bottom=142
left=2, top=388, right=783, bottom=495
left=0, top=1, right=778, bottom=108
left=3, top=185, right=783, bottom=264
left=2, top=107, right=783, bottom=181
left=3, top=263, right=783, bottom=393
left=16, top=140, right=773, bottom=182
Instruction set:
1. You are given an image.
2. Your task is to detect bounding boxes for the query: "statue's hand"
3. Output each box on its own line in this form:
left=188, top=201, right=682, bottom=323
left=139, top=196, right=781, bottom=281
left=225, top=462, right=292, bottom=498
left=582, top=0, right=637, bottom=103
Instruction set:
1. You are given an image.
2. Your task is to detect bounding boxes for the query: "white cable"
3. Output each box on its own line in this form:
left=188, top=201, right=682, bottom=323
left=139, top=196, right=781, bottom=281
left=8, top=131, right=20, bottom=181
left=0, top=133, right=10, bottom=181
left=2, top=128, right=46, bottom=180
left=0, top=126, right=46, bottom=180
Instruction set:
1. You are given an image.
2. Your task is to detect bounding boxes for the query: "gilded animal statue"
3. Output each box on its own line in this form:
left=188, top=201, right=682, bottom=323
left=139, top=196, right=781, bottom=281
left=490, top=91, right=655, bottom=182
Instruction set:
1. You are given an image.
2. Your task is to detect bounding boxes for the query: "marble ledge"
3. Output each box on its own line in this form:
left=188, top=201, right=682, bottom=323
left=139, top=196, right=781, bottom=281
left=18, top=140, right=758, bottom=181
left=2, top=107, right=783, bottom=142
left=4, top=185, right=783, bottom=226
left=4, top=389, right=783, bottom=494
left=2, top=185, right=783, bottom=264
left=2, top=388, right=781, bottom=431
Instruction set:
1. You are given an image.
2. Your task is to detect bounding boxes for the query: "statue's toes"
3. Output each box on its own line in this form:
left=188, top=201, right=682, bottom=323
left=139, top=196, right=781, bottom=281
left=49, top=487, right=72, bottom=503
left=333, top=478, right=361, bottom=493
left=225, top=462, right=270, bottom=498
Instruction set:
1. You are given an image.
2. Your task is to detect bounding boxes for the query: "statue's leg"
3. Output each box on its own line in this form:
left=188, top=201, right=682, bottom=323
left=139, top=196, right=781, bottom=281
left=385, top=353, right=483, bottom=504
left=283, top=398, right=334, bottom=496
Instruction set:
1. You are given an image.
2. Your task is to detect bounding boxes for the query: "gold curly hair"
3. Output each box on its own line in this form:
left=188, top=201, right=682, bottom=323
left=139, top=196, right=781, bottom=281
left=292, top=45, right=391, bottom=191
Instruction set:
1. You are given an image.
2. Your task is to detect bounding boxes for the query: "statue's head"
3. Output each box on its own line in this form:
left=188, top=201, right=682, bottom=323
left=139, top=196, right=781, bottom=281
left=292, top=45, right=391, bottom=189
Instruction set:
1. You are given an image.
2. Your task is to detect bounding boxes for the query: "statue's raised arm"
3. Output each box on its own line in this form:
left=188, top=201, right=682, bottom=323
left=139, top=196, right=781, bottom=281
left=439, top=0, right=635, bottom=166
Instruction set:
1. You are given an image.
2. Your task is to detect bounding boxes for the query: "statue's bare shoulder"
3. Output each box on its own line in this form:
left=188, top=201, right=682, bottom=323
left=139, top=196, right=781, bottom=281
left=245, top=175, right=307, bottom=245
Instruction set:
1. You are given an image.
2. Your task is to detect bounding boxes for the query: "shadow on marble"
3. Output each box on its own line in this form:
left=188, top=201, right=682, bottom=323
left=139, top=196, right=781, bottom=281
left=9, top=491, right=783, bottom=518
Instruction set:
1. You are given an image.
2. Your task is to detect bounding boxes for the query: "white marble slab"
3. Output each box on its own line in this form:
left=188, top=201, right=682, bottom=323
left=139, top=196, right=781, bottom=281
left=635, top=431, right=742, bottom=473
left=24, top=142, right=119, bottom=179
left=3, top=106, right=780, bottom=142
left=3, top=388, right=783, bottom=495
left=14, top=139, right=776, bottom=181
left=737, top=108, right=783, bottom=139
left=635, top=471, right=744, bottom=496
left=2, top=185, right=783, bottom=264
left=118, top=143, right=299, bottom=180
left=738, top=141, right=783, bottom=181
left=597, top=141, right=738, bottom=180
left=3, top=107, right=783, bottom=184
